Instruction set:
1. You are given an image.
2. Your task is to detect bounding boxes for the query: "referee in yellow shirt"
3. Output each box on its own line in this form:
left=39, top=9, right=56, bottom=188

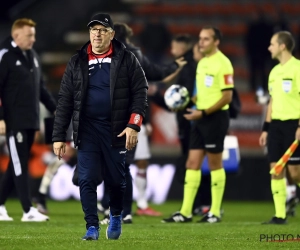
left=259, top=31, right=300, bottom=224
left=162, top=27, right=234, bottom=223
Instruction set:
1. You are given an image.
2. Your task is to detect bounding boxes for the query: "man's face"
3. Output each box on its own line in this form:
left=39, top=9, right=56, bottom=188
left=89, top=24, right=115, bottom=53
left=171, top=41, right=188, bottom=58
left=198, top=29, right=218, bottom=55
left=268, top=34, right=282, bottom=60
left=13, top=25, right=36, bottom=50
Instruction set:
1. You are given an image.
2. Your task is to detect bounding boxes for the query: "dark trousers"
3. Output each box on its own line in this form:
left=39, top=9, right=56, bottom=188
left=101, top=162, right=133, bottom=217
left=78, top=122, right=126, bottom=229
left=0, top=129, right=35, bottom=212
left=101, top=148, right=134, bottom=217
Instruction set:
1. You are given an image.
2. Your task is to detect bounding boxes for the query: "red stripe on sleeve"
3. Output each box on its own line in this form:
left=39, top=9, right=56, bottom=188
left=224, top=74, right=234, bottom=85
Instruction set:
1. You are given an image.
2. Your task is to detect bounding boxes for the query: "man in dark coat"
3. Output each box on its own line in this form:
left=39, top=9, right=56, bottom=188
left=52, top=13, right=148, bottom=240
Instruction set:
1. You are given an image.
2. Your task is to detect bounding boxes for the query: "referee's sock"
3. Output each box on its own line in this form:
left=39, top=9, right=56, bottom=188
left=180, top=169, right=201, bottom=217
left=210, top=168, right=226, bottom=218
left=271, top=179, right=286, bottom=219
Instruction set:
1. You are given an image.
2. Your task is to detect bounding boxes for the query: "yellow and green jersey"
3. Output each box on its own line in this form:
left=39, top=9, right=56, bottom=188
left=195, top=50, right=234, bottom=110
left=269, top=56, right=300, bottom=120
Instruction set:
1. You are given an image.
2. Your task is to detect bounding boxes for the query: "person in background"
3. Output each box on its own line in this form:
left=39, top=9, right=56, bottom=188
left=32, top=122, right=76, bottom=215
left=0, top=18, right=56, bottom=222
left=148, top=34, right=198, bottom=185
left=244, top=10, right=272, bottom=93
left=169, top=34, right=199, bottom=183
left=259, top=31, right=300, bottom=224
left=139, top=17, right=171, bottom=64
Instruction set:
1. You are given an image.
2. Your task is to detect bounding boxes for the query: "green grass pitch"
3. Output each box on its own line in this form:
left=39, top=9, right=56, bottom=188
left=0, top=199, right=300, bottom=250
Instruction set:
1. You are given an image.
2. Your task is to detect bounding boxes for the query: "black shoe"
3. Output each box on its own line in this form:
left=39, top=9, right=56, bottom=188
left=198, top=212, right=221, bottom=223
left=286, top=197, right=299, bottom=217
left=161, top=212, right=192, bottom=223
left=262, top=216, right=287, bottom=224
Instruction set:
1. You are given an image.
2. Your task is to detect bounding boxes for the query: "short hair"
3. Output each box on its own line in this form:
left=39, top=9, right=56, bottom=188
left=172, top=34, right=195, bottom=49
left=113, top=22, right=133, bottom=43
left=11, top=18, right=36, bottom=33
left=275, top=31, right=295, bottom=52
left=202, top=26, right=222, bottom=42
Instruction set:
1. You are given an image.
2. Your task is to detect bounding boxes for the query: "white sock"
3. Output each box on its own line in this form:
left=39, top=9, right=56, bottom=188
left=135, top=169, right=148, bottom=209
left=286, top=185, right=297, bottom=202
left=39, top=158, right=64, bottom=194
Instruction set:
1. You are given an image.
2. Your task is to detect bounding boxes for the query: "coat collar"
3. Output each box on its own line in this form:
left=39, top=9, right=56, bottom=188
left=77, top=38, right=126, bottom=59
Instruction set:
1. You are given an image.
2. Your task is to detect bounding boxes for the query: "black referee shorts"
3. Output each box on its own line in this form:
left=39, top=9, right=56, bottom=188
left=268, top=119, right=300, bottom=164
left=189, top=110, right=229, bottom=153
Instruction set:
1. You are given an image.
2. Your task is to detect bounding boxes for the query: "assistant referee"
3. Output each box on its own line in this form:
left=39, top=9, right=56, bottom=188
left=259, top=31, right=300, bottom=224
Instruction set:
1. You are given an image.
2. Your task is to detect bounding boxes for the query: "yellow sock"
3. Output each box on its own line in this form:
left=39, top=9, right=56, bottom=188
left=271, top=179, right=286, bottom=219
left=210, top=168, right=226, bottom=217
left=180, top=169, right=201, bottom=217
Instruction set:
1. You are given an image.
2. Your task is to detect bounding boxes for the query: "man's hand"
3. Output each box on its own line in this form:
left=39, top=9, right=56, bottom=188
left=296, top=128, right=300, bottom=141
left=0, top=120, right=6, bottom=135
left=118, top=127, right=138, bottom=150
left=53, top=142, right=66, bottom=160
left=259, top=132, right=268, bottom=146
left=175, top=57, right=187, bottom=69
left=183, top=108, right=203, bottom=120
left=170, top=104, right=188, bottom=113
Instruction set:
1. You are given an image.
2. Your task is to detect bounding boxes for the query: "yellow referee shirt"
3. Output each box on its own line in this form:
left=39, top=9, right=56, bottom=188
left=269, top=56, right=300, bottom=120
left=195, top=50, right=234, bottom=110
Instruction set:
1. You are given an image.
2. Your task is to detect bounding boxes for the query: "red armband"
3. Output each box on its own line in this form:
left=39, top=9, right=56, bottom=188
left=128, top=113, right=143, bottom=127
left=224, top=74, right=234, bottom=85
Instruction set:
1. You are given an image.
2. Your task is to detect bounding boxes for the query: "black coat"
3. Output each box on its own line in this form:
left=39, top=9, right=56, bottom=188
left=120, top=41, right=178, bottom=124
left=148, top=48, right=197, bottom=149
left=175, top=49, right=197, bottom=137
left=124, top=42, right=178, bottom=81
left=0, top=37, right=56, bottom=130
left=52, top=39, right=148, bottom=147
left=149, top=49, right=197, bottom=118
